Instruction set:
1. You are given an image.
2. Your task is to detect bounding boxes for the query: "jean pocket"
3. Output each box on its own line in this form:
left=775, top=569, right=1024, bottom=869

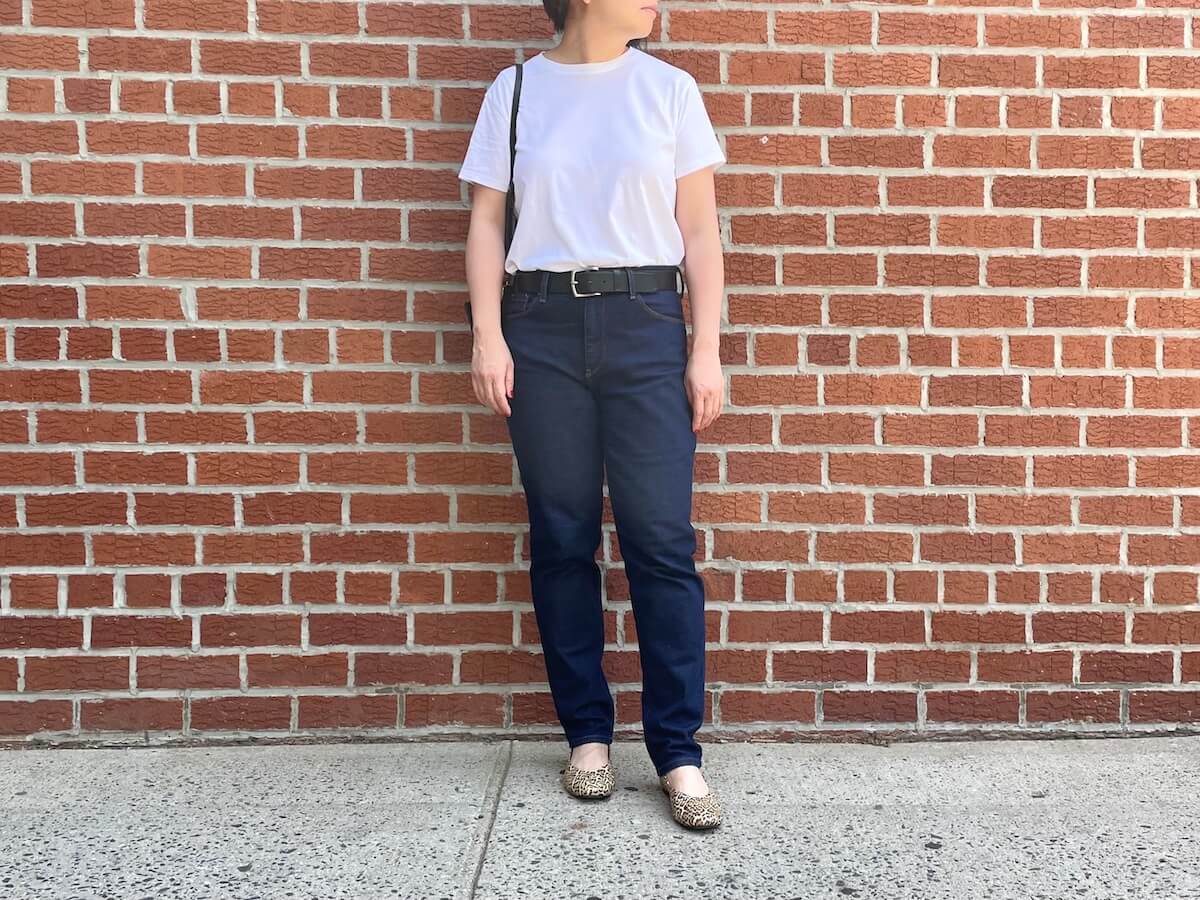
left=500, top=290, right=541, bottom=319
left=632, top=289, right=686, bottom=323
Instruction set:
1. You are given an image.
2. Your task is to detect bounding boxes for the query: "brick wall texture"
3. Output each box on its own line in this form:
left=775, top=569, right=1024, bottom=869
left=2, top=0, right=1200, bottom=744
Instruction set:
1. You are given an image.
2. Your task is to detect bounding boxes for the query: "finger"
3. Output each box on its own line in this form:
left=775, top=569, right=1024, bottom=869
left=497, top=373, right=512, bottom=417
left=486, top=377, right=505, bottom=416
left=470, top=373, right=484, bottom=409
left=707, top=390, right=722, bottom=429
left=687, top=382, right=701, bottom=431
left=699, top=393, right=715, bottom=432
left=703, top=391, right=720, bottom=431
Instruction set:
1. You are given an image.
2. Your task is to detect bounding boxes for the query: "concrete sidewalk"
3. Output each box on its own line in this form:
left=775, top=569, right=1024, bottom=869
left=3, top=734, right=1199, bottom=899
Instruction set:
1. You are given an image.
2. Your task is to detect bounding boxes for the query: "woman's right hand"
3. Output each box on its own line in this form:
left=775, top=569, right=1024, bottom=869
left=470, top=330, right=514, bottom=416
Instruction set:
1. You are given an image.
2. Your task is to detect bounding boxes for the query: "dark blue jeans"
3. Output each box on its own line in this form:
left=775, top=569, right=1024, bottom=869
left=501, top=266, right=707, bottom=778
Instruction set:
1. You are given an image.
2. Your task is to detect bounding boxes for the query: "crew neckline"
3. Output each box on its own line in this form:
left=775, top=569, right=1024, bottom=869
left=532, top=46, right=638, bottom=74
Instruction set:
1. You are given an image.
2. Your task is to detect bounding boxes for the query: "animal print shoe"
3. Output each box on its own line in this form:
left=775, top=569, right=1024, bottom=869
left=659, top=773, right=722, bottom=829
left=561, top=759, right=615, bottom=799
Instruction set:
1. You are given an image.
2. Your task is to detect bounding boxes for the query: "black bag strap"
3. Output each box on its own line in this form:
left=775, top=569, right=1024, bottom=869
left=504, top=62, right=522, bottom=262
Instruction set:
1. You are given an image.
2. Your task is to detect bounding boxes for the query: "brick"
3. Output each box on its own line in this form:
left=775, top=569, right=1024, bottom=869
left=64, top=78, right=113, bottom=113
left=259, top=246, right=361, bottom=280
left=0, top=163, right=22, bottom=194
left=203, top=533, right=304, bottom=564
left=85, top=286, right=181, bottom=320
left=89, top=37, right=192, bottom=72
left=301, top=207, right=402, bottom=242
left=197, top=124, right=299, bottom=158
left=0, top=35, right=80, bottom=70
left=147, top=245, right=252, bottom=279
left=254, top=164, right=356, bottom=200
left=26, top=493, right=128, bottom=527
left=0, top=534, right=86, bottom=566
left=119, top=80, right=168, bottom=113
left=193, top=204, right=295, bottom=240
left=84, top=451, right=188, bottom=484
left=243, top=491, right=342, bottom=525
left=6, top=78, right=56, bottom=113
left=36, top=412, right=136, bottom=444
left=195, top=287, right=299, bottom=320
left=257, top=0, right=360, bottom=34
left=31, top=0, right=134, bottom=27
left=0, top=370, right=81, bottom=403
left=87, top=121, right=189, bottom=156
left=144, top=0, right=247, bottom=31
left=309, top=44, right=407, bottom=78
left=143, top=163, right=247, bottom=197
left=280, top=84, right=332, bottom=121
left=306, top=125, right=407, bottom=160
left=172, top=80, right=222, bottom=115
left=195, top=452, right=300, bottom=485
left=0, top=453, right=76, bottom=489
left=0, top=285, right=80, bottom=319
left=32, top=161, right=135, bottom=196
left=37, top=243, right=139, bottom=278
left=230, top=81, right=281, bottom=118
left=196, top=372, right=300, bottom=403
left=0, top=122, right=79, bottom=154
left=365, top=3, right=460, bottom=36
left=83, top=203, right=187, bottom=238
left=89, top=370, right=192, bottom=404
left=199, top=40, right=301, bottom=75
left=144, top=412, right=245, bottom=446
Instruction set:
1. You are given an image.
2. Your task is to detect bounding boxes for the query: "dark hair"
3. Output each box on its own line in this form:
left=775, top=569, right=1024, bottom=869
left=542, top=0, right=648, bottom=49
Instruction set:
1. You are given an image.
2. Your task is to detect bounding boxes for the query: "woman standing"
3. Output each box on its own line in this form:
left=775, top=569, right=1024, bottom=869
left=458, top=0, right=726, bottom=830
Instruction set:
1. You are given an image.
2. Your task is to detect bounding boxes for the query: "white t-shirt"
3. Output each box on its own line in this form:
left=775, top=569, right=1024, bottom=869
left=456, top=46, right=726, bottom=275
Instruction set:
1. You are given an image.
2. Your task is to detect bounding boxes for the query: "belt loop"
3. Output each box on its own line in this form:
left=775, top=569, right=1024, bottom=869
left=538, top=269, right=550, bottom=302
left=624, top=266, right=637, bottom=302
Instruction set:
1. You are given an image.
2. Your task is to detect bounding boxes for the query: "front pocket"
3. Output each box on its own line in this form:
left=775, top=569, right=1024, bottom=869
left=500, top=291, right=540, bottom=319
left=632, top=290, right=686, bottom=323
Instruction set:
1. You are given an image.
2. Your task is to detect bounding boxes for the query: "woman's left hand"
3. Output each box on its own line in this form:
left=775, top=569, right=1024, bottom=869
left=685, top=346, right=723, bottom=433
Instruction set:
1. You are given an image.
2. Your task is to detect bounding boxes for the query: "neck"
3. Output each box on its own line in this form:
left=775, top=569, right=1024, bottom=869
left=546, top=30, right=632, bottom=65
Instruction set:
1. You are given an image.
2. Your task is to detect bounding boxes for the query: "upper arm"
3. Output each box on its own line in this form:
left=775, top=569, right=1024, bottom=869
left=674, top=164, right=719, bottom=240
left=458, top=70, right=513, bottom=194
left=673, top=75, right=724, bottom=237
left=674, top=75, right=725, bottom=181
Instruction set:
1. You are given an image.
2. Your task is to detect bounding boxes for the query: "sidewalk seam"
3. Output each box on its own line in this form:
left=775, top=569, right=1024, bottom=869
left=462, top=739, right=513, bottom=900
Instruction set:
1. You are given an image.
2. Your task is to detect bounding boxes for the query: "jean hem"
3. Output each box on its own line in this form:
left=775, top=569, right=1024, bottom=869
left=654, top=755, right=703, bottom=778
left=567, top=733, right=614, bottom=749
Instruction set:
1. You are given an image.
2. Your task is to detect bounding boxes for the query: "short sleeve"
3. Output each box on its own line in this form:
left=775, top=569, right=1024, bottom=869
left=457, top=69, right=513, bottom=192
left=674, top=76, right=725, bottom=179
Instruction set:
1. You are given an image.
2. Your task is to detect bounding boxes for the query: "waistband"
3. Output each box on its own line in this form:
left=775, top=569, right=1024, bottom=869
left=508, top=265, right=683, bottom=298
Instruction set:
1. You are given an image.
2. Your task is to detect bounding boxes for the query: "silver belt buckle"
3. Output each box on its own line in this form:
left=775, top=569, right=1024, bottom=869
left=570, top=266, right=602, bottom=298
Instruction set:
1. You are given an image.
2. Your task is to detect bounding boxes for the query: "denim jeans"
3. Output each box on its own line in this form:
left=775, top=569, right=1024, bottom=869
left=501, top=265, right=707, bottom=778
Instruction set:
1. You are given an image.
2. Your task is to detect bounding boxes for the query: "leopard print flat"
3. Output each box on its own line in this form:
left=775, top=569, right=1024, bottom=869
left=659, top=774, right=722, bottom=829
left=561, top=760, right=615, bottom=799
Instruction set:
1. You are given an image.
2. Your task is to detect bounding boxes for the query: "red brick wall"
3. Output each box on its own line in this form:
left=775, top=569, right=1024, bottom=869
left=2, top=1, right=1199, bottom=743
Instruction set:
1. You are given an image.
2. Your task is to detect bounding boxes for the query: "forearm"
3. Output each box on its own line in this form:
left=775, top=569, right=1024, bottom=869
left=680, top=226, right=724, bottom=355
left=465, top=217, right=507, bottom=340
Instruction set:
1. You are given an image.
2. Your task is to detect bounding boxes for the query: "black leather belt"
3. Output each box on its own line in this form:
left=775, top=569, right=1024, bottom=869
left=508, top=264, right=683, bottom=298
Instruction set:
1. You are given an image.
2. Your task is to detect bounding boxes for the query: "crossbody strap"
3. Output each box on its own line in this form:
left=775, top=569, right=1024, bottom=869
left=504, top=62, right=523, bottom=262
